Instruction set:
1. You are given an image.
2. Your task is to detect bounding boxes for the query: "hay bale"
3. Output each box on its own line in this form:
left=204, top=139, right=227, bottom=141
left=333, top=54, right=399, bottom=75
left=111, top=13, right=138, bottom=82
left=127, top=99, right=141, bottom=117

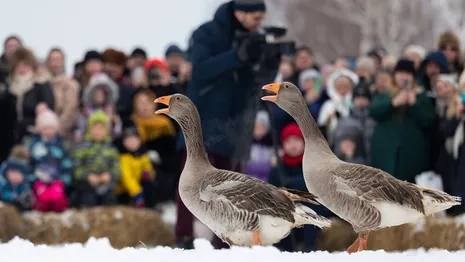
left=0, top=202, right=26, bottom=242
left=22, top=206, right=175, bottom=248
left=316, top=216, right=465, bottom=251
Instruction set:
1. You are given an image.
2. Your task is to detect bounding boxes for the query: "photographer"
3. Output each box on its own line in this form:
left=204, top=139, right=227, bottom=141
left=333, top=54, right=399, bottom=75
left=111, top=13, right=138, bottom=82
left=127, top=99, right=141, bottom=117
left=369, top=59, right=436, bottom=183
left=145, top=58, right=178, bottom=98
left=175, top=0, right=269, bottom=250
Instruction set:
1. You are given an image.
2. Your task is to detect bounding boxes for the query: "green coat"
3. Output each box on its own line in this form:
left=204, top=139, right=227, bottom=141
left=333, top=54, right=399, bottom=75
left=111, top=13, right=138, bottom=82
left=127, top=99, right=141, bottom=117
left=369, top=92, right=436, bottom=182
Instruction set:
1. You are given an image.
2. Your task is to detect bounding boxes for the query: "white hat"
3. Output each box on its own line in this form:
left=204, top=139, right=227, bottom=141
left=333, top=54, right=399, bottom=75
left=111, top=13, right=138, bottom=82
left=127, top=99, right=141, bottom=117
left=35, top=109, right=59, bottom=131
left=404, top=45, right=427, bottom=60
left=437, top=74, right=459, bottom=90
left=255, top=110, right=270, bottom=129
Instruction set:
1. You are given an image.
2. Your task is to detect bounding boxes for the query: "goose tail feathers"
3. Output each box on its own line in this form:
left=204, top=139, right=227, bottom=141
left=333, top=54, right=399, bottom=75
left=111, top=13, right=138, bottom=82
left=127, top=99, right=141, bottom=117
left=278, top=187, right=320, bottom=205
left=294, top=203, right=332, bottom=229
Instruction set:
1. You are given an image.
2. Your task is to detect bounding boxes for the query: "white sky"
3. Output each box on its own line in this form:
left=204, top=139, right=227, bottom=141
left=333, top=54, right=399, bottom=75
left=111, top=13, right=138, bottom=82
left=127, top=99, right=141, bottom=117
left=0, top=0, right=229, bottom=73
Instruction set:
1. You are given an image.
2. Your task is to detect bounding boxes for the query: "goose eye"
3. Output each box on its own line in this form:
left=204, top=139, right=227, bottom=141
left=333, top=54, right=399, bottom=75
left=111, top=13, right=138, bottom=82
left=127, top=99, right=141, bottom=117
left=284, top=84, right=289, bottom=89
left=175, top=96, right=181, bottom=101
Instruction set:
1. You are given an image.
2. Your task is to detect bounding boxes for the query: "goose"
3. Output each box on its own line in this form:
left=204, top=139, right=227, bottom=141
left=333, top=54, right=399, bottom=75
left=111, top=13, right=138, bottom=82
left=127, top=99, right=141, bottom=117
left=153, top=94, right=331, bottom=247
left=261, top=82, right=461, bottom=253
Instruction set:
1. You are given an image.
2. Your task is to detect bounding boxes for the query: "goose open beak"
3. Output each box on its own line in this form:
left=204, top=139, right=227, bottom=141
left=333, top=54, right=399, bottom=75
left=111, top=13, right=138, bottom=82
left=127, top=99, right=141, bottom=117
left=261, top=83, right=280, bottom=101
left=154, top=95, right=172, bottom=114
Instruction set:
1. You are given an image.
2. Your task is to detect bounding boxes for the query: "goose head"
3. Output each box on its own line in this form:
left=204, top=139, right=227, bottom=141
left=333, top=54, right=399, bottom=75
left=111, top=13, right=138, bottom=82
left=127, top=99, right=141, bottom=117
left=154, top=93, right=195, bottom=120
left=261, top=82, right=306, bottom=110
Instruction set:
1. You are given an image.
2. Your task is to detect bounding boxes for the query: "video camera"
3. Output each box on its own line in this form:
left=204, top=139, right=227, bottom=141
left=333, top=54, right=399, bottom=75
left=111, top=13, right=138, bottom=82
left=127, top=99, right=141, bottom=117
left=258, top=26, right=296, bottom=58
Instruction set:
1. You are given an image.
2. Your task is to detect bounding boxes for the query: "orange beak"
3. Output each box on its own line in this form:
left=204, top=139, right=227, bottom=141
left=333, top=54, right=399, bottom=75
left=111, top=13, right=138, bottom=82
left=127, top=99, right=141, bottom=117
left=154, top=95, right=172, bottom=114
left=261, top=83, right=280, bottom=101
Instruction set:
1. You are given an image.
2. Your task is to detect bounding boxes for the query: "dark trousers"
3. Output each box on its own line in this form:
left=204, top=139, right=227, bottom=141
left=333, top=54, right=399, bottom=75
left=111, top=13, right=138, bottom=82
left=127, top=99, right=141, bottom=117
left=175, top=150, right=241, bottom=249
left=73, top=181, right=117, bottom=208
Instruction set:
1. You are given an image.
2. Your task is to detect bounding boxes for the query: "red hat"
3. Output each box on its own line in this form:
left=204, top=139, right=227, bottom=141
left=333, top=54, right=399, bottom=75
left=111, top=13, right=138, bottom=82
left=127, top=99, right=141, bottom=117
left=144, top=58, right=169, bottom=73
left=280, top=123, right=303, bottom=144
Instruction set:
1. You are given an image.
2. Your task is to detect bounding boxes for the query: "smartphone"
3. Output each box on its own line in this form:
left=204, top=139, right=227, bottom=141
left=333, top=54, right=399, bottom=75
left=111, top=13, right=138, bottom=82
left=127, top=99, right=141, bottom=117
left=131, top=67, right=145, bottom=79
left=403, top=80, right=411, bottom=90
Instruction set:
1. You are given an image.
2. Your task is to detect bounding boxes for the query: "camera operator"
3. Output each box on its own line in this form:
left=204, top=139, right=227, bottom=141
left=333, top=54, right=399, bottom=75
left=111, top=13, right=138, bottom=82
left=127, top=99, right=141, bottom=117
left=145, top=58, right=179, bottom=98
left=175, top=0, right=270, bottom=250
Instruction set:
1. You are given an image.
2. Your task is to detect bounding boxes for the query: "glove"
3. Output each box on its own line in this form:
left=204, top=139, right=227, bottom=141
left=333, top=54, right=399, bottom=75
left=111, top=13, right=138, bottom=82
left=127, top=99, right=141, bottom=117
left=141, top=171, right=152, bottom=182
left=134, top=193, right=145, bottom=208
left=235, top=32, right=266, bottom=63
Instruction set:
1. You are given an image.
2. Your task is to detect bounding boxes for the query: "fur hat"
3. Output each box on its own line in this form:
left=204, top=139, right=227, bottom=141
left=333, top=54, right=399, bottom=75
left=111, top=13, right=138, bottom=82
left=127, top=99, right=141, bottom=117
left=102, top=48, right=127, bottom=67
left=8, top=47, right=38, bottom=74
left=404, top=45, right=427, bottom=60
left=255, top=110, right=270, bottom=129
left=280, top=123, right=303, bottom=144
left=438, top=31, right=461, bottom=51
left=437, top=74, right=459, bottom=91
left=35, top=109, right=60, bottom=131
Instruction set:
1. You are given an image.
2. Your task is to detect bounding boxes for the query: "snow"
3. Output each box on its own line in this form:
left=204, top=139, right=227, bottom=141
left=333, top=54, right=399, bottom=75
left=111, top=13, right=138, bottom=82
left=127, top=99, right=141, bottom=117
left=1, top=237, right=465, bottom=262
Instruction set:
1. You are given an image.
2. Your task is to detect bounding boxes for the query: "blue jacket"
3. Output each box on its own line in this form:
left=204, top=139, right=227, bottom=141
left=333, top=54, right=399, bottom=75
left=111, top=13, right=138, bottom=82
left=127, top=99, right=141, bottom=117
left=0, top=159, right=34, bottom=209
left=177, top=1, right=260, bottom=159
left=27, top=135, right=73, bottom=186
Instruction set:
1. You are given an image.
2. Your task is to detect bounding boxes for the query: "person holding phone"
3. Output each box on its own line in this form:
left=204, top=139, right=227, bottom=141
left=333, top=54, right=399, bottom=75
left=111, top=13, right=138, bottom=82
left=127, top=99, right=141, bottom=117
left=369, top=59, right=436, bottom=183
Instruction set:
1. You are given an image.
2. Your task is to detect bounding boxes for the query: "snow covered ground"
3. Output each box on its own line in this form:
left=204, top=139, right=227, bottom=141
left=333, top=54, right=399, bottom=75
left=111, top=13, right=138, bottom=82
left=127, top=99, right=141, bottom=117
left=1, top=237, right=465, bottom=262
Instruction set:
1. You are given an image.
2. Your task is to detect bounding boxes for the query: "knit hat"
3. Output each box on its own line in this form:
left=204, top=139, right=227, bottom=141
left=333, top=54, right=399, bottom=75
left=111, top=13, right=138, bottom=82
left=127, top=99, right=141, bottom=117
left=84, top=50, right=103, bottom=63
left=3, top=160, right=28, bottom=176
left=233, top=0, right=266, bottom=12
left=35, top=109, right=59, bottom=131
left=123, top=126, right=140, bottom=138
left=299, top=69, right=321, bottom=89
left=404, top=45, right=427, bottom=60
left=102, top=48, right=127, bottom=67
left=437, top=74, right=459, bottom=91
left=131, top=48, right=147, bottom=59
left=88, top=110, right=109, bottom=127
left=353, top=78, right=372, bottom=101
left=144, top=58, right=170, bottom=73
left=327, top=68, right=359, bottom=92
left=255, top=110, right=270, bottom=129
left=394, top=59, right=415, bottom=76
left=164, top=45, right=183, bottom=58
left=280, top=123, right=303, bottom=144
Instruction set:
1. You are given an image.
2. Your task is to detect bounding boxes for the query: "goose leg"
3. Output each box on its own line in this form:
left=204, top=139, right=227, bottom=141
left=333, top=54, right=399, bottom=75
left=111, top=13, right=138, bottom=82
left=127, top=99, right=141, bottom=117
left=252, top=231, right=262, bottom=246
left=347, top=232, right=369, bottom=254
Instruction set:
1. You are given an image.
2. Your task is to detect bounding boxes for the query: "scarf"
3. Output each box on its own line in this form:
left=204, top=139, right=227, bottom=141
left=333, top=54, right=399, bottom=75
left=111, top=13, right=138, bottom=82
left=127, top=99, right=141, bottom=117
left=9, top=72, right=35, bottom=121
left=282, top=153, right=303, bottom=166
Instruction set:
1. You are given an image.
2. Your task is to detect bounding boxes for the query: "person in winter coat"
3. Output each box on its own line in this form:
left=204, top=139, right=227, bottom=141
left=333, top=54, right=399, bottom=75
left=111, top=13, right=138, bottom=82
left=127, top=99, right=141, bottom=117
left=102, top=48, right=134, bottom=124
left=268, top=123, right=332, bottom=251
left=131, top=88, right=178, bottom=204
left=0, top=145, right=34, bottom=211
left=76, top=73, right=122, bottom=142
left=244, top=110, right=274, bottom=181
left=115, top=126, right=156, bottom=208
left=165, top=45, right=191, bottom=94
left=437, top=31, right=463, bottom=76
left=403, top=45, right=427, bottom=71
left=433, top=75, right=465, bottom=213
left=417, top=51, right=449, bottom=94
left=72, top=110, right=120, bottom=207
left=145, top=58, right=180, bottom=97
left=46, top=48, right=81, bottom=147
left=285, top=46, right=320, bottom=84
left=26, top=109, right=72, bottom=212
left=77, top=50, right=103, bottom=90
left=370, top=59, right=436, bottom=183
left=175, top=0, right=271, bottom=249
left=318, top=68, right=359, bottom=142
left=0, top=35, right=22, bottom=85
left=333, top=77, right=375, bottom=165
left=7, top=47, right=55, bottom=143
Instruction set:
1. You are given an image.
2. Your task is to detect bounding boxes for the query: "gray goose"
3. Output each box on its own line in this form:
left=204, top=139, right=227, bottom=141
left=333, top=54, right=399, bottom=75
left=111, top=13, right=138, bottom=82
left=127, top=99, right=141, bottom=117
left=261, top=82, right=461, bottom=253
left=154, top=94, right=331, bottom=247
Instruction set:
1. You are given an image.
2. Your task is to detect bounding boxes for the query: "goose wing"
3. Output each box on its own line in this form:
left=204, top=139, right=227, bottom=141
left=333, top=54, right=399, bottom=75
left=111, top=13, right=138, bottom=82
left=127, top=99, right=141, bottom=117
left=332, top=163, right=425, bottom=214
left=199, top=169, right=296, bottom=224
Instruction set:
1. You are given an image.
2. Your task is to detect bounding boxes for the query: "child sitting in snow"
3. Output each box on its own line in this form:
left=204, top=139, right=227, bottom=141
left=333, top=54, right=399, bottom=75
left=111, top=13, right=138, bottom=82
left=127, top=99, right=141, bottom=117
left=115, top=125, right=156, bottom=208
left=27, top=109, right=72, bottom=212
left=73, top=110, right=120, bottom=207
left=75, top=73, right=122, bottom=142
left=0, top=146, right=34, bottom=211
left=244, top=110, right=274, bottom=181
